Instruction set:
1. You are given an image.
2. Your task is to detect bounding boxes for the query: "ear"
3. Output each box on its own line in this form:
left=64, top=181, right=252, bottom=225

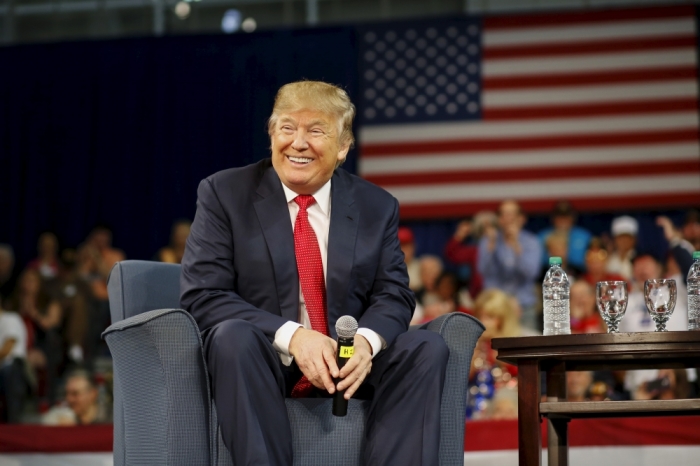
left=336, top=141, right=351, bottom=165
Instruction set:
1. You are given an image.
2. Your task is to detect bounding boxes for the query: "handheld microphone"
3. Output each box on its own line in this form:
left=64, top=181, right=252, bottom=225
left=333, top=315, right=358, bottom=417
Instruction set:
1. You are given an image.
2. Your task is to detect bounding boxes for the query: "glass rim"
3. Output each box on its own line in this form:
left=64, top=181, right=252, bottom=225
left=644, top=278, right=676, bottom=285
left=596, top=280, right=626, bottom=286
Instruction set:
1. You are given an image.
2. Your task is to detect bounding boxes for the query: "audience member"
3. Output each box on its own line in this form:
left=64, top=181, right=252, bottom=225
left=43, top=371, right=109, bottom=425
left=478, top=200, right=542, bottom=331
left=569, top=280, right=604, bottom=334
left=619, top=252, right=694, bottom=396
left=6, top=268, right=63, bottom=404
left=580, top=237, right=625, bottom=288
left=538, top=201, right=591, bottom=270
left=606, top=216, right=638, bottom=281
left=657, top=215, right=695, bottom=282
left=78, top=226, right=125, bottom=363
left=26, top=232, right=60, bottom=280
left=619, top=252, right=680, bottom=332
left=444, top=214, right=488, bottom=298
left=0, top=306, right=27, bottom=423
left=682, top=209, right=700, bottom=251
left=540, top=230, right=583, bottom=281
left=421, top=271, right=472, bottom=322
left=633, top=369, right=690, bottom=401
left=44, top=249, right=92, bottom=365
left=397, top=226, right=421, bottom=291
left=469, top=289, right=524, bottom=420
left=488, top=387, right=518, bottom=420
left=157, top=219, right=192, bottom=265
left=0, top=245, right=17, bottom=307
left=77, top=226, right=126, bottom=302
left=414, top=255, right=443, bottom=306
left=566, top=371, right=593, bottom=402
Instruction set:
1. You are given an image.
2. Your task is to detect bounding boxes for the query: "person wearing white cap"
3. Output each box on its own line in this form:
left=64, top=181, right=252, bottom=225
left=606, top=215, right=638, bottom=280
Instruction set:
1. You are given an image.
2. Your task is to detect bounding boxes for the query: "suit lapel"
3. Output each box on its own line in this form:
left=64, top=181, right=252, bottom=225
left=327, top=170, right=359, bottom=337
left=253, top=166, right=299, bottom=323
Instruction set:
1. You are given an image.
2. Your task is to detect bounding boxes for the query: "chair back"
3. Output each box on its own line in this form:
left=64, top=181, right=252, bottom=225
left=107, top=260, right=182, bottom=323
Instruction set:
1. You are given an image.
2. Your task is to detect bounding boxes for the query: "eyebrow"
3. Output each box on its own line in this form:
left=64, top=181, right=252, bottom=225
left=278, top=116, right=333, bottom=132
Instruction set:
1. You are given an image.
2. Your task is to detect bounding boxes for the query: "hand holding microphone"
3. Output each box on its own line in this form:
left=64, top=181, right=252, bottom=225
left=333, top=316, right=358, bottom=417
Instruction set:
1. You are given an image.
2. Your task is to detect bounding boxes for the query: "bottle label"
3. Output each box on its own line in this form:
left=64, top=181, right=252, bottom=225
left=339, top=346, right=354, bottom=358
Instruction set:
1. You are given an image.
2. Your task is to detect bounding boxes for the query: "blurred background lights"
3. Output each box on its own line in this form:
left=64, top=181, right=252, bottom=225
left=221, top=9, right=242, bottom=34
left=241, top=17, right=257, bottom=33
left=174, top=1, right=190, bottom=19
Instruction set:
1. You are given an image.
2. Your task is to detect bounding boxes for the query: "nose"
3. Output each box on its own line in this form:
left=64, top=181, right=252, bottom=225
left=291, top=129, right=309, bottom=151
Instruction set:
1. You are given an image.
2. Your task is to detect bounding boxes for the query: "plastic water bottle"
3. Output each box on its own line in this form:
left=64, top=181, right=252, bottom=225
left=543, top=256, right=571, bottom=335
left=688, top=251, right=700, bottom=330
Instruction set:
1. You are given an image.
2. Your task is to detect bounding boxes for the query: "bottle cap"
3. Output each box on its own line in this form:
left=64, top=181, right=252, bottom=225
left=694, top=251, right=700, bottom=260
left=549, top=257, right=562, bottom=265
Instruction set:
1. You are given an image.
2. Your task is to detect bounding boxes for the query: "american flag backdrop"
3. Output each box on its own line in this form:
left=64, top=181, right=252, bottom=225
left=357, top=5, right=700, bottom=219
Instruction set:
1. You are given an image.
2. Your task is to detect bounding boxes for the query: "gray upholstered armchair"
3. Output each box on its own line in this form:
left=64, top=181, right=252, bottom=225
left=103, top=260, right=484, bottom=466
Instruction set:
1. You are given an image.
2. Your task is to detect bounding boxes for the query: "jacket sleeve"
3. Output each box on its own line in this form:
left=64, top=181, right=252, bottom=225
left=357, top=198, right=415, bottom=348
left=180, top=178, right=289, bottom=341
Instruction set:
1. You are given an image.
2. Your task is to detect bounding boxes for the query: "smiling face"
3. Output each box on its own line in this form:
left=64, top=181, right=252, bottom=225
left=270, top=109, right=349, bottom=195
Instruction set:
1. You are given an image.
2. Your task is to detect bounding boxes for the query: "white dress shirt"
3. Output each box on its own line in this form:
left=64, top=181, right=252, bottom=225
left=272, top=180, right=384, bottom=366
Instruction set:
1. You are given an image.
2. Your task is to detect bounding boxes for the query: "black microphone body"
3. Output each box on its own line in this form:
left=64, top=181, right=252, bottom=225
left=333, top=335, right=354, bottom=416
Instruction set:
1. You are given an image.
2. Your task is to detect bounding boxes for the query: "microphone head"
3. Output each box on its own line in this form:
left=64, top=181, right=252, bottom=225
left=335, top=316, right=358, bottom=339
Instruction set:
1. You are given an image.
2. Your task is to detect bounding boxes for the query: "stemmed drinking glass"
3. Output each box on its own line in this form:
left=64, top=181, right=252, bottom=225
left=644, top=279, right=677, bottom=332
left=596, top=281, right=628, bottom=333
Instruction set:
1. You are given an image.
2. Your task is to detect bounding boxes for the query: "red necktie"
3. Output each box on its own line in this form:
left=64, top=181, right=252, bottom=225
left=291, top=195, right=329, bottom=397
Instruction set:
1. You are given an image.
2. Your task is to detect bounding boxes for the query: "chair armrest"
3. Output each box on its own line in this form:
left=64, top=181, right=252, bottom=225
left=103, top=309, right=211, bottom=466
left=412, top=313, right=484, bottom=466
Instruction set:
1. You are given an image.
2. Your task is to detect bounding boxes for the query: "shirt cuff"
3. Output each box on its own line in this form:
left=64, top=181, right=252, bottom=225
left=356, top=327, right=385, bottom=359
left=273, top=321, right=303, bottom=367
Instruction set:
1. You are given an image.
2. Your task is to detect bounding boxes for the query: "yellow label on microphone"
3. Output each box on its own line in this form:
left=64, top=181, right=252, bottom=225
left=339, top=346, right=354, bottom=358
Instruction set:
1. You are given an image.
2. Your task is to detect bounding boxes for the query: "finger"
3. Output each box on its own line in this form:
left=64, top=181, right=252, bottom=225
left=344, top=366, right=370, bottom=400
left=338, top=354, right=361, bottom=380
left=324, top=344, right=340, bottom=379
left=313, top=355, right=336, bottom=394
left=338, top=357, right=368, bottom=390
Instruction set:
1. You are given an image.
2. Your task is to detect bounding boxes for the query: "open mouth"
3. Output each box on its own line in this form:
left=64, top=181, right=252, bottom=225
left=287, top=155, right=313, bottom=165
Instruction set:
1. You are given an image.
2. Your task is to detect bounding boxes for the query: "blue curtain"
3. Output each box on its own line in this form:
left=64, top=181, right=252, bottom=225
left=0, top=28, right=359, bottom=265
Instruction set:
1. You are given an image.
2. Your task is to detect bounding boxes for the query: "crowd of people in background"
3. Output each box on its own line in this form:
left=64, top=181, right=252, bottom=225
left=0, top=221, right=191, bottom=424
left=401, top=200, right=700, bottom=420
left=1, top=202, right=699, bottom=424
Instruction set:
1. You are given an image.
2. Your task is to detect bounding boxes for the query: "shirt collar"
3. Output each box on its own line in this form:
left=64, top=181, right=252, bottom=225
left=281, top=180, right=332, bottom=217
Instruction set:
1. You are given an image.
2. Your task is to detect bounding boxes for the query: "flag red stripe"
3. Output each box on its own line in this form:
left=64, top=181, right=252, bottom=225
left=483, top=5, right=695, bottom=30
left=361, top=129, right=699, bottom=156
left=398, top=193, right=700, bottom=219
left=482, top=98, right=698, bottom=120
left=483, top=67, right=697, bottom=90
left=483, top=36, right=697, bottom=60
left=364, top=160, right=699, bottom=186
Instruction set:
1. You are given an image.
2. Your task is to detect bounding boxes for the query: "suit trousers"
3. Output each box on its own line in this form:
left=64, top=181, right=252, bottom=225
left=204, top=319, right=449, bottom=466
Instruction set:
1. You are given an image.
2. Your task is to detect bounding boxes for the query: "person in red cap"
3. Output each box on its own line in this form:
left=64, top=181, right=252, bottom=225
left=398, top=226, right=422, bottom=292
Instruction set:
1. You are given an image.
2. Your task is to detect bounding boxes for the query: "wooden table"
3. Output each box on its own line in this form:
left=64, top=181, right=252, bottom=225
left=491, top=331, right=700, bottom=466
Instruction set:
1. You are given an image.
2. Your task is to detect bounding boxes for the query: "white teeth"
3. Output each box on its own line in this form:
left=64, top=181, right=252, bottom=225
left=288, top=156, right=312, bottom=164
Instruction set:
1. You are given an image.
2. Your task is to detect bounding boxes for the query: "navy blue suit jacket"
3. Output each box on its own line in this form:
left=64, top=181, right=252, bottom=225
left=180, top=159, right=415, bottom=347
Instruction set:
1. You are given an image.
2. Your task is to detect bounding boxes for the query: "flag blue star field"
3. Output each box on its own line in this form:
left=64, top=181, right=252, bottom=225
left=357, top=6, right=700, bottom=219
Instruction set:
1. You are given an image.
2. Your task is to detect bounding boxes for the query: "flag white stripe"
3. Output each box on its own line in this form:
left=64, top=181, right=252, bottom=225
left=359, top=143, right=700, bottom=175
left=483, top=49, right=697, bottom=77
left=359, top=112, right=698, bottom=144
left=384, top=175, right=700, bottom=204
left=483, top=17, right=695, bottom=47
left=483, top=80, right=698, bottom=107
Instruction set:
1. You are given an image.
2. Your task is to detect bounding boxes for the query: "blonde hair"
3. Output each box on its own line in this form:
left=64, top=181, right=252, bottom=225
left=267, top=81, right=356, bottom=150
left=475, top=289, right=521, bottom=338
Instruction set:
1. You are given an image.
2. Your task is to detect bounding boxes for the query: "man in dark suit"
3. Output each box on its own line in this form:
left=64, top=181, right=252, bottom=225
left=180, top=81, right=448, bottom=466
